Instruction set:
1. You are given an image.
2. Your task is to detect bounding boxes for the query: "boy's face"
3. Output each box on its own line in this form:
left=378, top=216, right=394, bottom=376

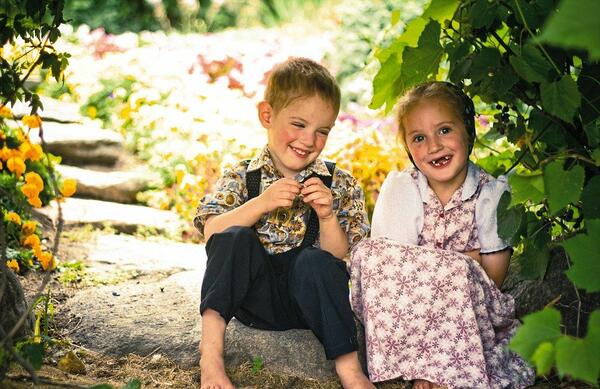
left=259, top=94, right=337, bottom=178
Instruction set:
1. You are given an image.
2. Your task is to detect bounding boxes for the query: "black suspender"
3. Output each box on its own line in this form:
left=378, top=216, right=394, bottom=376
left=245, top=161, right=336, bottom=248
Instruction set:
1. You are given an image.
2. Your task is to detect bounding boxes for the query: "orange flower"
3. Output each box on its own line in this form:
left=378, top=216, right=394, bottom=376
left=22, top=220, right=37, bottom=236
left=38, top=251, right=56, bottom=271
left=0, top=146, right=11, bottom=161
left=21, top=183, right=41, bottom=198
left=23, top=234, right=41, bottom=249
left=21, top=115, right=42, bottom=128
left=27, top=196, right=42, bottom=208
left=7, top=156, right=25, bottom=177
left=6, top=259, right=20, bottom=273
left=60, top=179, right=77, bottom=197
left=5, top=211, right=22, bottom=224
left=26, top=143, right=43, bottom=161
left=25, top=171, right=44, bottom=191
left=0, top=105, right=12, bottom=118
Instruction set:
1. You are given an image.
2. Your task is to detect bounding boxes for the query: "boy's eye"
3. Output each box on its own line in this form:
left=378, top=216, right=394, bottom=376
left=413, top=135, right=425, bottom=143
left=317, top=129, right=330, bottom=136
left=292, top=122, right=305, bottom=128
left=439, top=127, right=452, bottom=135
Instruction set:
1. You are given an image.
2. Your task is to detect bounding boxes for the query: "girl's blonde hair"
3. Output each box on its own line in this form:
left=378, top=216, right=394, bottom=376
left=264, top=57, right=341, bottom=114
left=396, top=81, right=476, bottom=154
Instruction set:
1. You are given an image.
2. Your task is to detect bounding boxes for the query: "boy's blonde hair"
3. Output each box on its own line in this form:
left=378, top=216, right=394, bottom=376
left=396, top=81, right=476, bottom=154
left=264, top=57, right=341, bottom=114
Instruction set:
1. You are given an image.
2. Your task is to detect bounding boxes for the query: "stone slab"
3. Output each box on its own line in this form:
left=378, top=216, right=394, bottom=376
left=38, top=198, right=184, bottom=235
left=62, top=271, right=350, bottom=381
left=11, top=96, right=84, bottom=123
left=55, top=165, right=154, bottom=204
left=29, top=122, right=124, bottom=166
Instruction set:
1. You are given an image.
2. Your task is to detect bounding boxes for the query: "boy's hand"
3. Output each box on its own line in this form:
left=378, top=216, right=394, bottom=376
left=301, top=177, right=334, bottom=220
left=258, top=178, right=301, bottom=213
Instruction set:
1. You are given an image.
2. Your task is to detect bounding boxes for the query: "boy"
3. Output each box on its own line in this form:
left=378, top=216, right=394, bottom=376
left=194, top=57, right=373, bottom=388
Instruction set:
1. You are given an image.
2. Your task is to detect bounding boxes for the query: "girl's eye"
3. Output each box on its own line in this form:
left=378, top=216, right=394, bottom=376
left=413, top=135, right=425, bottom=143
left=439, top=127, right=452, bottom=135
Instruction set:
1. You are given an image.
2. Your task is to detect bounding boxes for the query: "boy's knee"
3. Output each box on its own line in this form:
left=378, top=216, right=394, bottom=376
left=293, top=248, right=347, bottom=284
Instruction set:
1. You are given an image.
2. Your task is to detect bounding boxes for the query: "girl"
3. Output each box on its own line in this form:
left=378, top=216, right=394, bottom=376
left=350, top=81, right=535, bottom=389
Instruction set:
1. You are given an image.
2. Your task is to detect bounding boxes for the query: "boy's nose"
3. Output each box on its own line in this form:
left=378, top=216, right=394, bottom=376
left=299, top=131, right=316, bottom=147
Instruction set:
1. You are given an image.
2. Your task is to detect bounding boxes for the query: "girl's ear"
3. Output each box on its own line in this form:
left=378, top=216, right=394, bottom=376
left=257, top=101, right=273, bottom=128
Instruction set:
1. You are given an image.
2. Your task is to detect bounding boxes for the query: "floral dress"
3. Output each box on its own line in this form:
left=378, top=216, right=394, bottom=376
left=350, top=166, right=535, bottom=388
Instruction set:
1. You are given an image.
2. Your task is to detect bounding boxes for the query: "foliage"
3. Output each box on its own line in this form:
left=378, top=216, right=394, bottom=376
left=370, top=0, right=600, bottom=383
left=64, top=0, right=160, bottom=34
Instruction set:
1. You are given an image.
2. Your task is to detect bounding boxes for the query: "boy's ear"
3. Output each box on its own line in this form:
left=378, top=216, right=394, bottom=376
left=257, top=101, right=273, bottom=128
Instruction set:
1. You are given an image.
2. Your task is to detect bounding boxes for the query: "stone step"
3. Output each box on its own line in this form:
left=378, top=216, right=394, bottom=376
left=29, top=121, right=125, bottom=166
left=37, top=198, right=184, bottom=235
left=55, top=165, right=156, bottom=204
left=61, top=270, right=363, bottom=381
left=11, top=95, right=84, bottom=123
left=65, top=233, right=205, bottom=274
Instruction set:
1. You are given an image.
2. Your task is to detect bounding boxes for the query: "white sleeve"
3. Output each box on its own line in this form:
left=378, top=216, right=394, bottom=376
left=371, top=171, right=423, bottom=244
left=476, top=175, right=511, bottom=253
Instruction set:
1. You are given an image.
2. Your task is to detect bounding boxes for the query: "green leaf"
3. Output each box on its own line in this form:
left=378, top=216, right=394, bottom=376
left=508, top=173, right=545, bottom=207
left=543, top=160, right=584, bottom=214
left=582, top=176, right=600, bottom=219
left=370, top=53, right=403, bottom=111
left=121, top=379, right=142, bottom=389
left=19, top=342, right=43, bottom=370
left=509, top=307, right=562, bottom=360
left=540, top=76, right=581, bottom=123
left=578, top=63, right=600, bottom=125
left=391, top=10, right=401, bottom=26
left=422, top=0, right=460, bottom=25
left=517, top=231, right=551, bottom=280
left=497, top=191, right=523, bottom=245
left=398, top=20, right=444, bottom=92
left=87, top=385, right=114, bottom=389
left=469, top=47, right=501, bottom=86
left=469, top=0, right=498, bottom=29
left=562, top=219, right=600, bottom=292
left=555, top=336, right=600, bottom=384
left=531, top=342, right=555, bottom=376
left=539, top=0, right=600, bottom=60
left=509, top=44, right=552, bottom=84
left=587, top=310, right=600, bottom=354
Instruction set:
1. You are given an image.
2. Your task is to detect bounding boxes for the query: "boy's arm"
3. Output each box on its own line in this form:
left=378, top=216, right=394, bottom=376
left=480, top=249, right=511, bottom=288
left=204, top=177, right=301, bottom=242
left=318, top=215, right=349, bottom=259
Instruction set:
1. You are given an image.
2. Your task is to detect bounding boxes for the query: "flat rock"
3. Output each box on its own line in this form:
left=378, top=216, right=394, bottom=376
left=11, top=96, right=83, bottom=123
left=38, top=198, right=184, bottom=235
left=71, top=234, right=205, bottom=273
left=55, top=165, right=154, bottom=203
left=29, top=122, right=124, bottom=166
left=62, top=270, right=348, bottom=380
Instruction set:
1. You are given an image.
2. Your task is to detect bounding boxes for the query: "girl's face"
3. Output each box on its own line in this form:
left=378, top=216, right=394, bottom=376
left=403, top=97, right=470, bottom=196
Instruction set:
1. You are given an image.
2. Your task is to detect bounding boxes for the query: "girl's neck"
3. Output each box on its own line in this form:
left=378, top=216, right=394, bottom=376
left=427, top=165, right=469, bottom=207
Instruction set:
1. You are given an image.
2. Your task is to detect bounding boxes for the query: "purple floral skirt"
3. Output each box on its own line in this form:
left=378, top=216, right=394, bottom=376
left=350, top=237, right=535, bottom=388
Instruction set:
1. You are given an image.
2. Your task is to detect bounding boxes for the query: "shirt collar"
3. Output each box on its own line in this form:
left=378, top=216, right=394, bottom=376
left=247, top=146, right=331, bottom=181
left=415, top=160, right=481, bottom=203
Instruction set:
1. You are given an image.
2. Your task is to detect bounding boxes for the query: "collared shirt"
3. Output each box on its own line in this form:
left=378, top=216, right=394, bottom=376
left=194, top=146, right=370, bottom=254
left=371, top=161, right=510, bottom=253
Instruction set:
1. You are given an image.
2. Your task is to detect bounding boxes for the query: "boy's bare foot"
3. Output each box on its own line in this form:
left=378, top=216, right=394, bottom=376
left=200, top=352, right=234, bottom=389
left=335, top=352, right=375, bottom=389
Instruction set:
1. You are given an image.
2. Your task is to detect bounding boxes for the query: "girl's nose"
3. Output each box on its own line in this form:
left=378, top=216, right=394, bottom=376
left=427, top=136, right=443, bottom=153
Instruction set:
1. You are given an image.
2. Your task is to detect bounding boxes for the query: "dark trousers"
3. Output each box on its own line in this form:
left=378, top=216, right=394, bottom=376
left=200, top=226, right=358, bottom=360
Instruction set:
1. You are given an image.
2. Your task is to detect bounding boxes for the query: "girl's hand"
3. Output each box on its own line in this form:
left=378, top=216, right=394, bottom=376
left=258, top=178, right=301, bottom=213
left=464, top=249, right=481, bottom=264
left=301, top=177, right=334, bottom=220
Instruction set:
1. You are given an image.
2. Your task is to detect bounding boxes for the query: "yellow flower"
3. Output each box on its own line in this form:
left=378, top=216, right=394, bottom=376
left=60, top=179, right=77, bottom=197
left=87, top=106, right=97, bottom=119
left=22, top=220, right=37, bottom=236
left=27, top=196, right=42, bottom=208
left=6, top=259, right=20, bottom=273
left=6, top=211, right=22, bottom=225
left=0, top=146, right=11, bottom=161
left=21, top=115, right=42, bottom=128
left=38, top=251, right=56, bottom=271
left=21, top=183, right=41, bottom=198
left=0, top=105, right=11, bottom=118
left=23, top=234, right=41, bottom=249
left=27, top=143, right=43, bottom=161
left=25, top=171, right=44, bottom=191
left=7, top=156, right=25, bottom=177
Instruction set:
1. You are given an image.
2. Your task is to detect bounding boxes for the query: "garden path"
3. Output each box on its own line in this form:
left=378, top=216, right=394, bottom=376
left=27, top=97, right=352, bottom=385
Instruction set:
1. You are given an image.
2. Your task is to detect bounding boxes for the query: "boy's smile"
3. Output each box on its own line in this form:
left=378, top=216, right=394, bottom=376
left=403, top=97, right=470, bottom=199
left=259, top=94, right=337, bottom=178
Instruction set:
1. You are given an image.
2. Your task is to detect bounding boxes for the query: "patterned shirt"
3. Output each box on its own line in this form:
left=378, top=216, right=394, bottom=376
left=194, top=146, right=370, bottom=254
